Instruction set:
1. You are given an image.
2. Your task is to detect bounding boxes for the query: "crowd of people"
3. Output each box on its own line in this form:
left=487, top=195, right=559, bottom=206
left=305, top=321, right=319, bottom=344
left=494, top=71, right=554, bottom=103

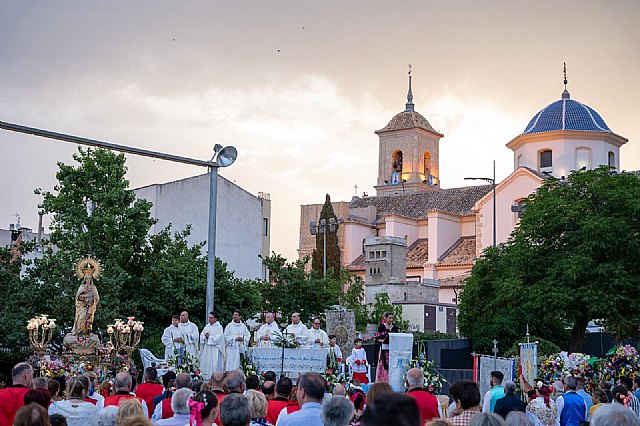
left=3, top=359, right=640, bottom=426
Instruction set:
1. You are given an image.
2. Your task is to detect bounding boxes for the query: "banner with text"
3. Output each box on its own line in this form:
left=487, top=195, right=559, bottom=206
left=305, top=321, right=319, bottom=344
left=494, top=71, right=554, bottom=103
left=250, top=348, right=328, bottom=373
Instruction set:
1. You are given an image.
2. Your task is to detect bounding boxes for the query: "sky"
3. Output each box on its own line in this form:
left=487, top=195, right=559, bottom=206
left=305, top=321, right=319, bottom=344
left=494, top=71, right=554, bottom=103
left=1, top=0, right=639, bottom=262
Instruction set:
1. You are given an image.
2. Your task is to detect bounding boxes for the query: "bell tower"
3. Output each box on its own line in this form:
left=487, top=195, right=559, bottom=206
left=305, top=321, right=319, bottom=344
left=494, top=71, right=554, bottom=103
left=374, top=71, right=443, bottom=196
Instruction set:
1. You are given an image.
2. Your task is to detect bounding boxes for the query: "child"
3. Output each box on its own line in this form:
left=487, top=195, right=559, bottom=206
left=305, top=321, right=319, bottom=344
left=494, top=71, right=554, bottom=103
left=328, top=334, right=343, bottom=363
left=350, top=338, right=368, bottom=384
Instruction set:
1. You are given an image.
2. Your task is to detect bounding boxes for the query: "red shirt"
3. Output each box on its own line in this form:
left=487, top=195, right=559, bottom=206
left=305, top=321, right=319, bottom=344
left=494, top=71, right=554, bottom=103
left=266, top=397, right=289, bottom=425
left=406, top=388, right=440, bottom=424
left=0, top=385, right=30, bottom=426
left=213, top=392, right=227, bottom=426
left=103, top=392, right=145, bottom=408
left=136, top=382, right=164, bottom=418
left=160, top=397, right=174, bottom=419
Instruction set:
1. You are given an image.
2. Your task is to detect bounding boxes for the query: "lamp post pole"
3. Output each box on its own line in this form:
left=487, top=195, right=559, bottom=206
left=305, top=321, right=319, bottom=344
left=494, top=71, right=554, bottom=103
left=322, top=220, right=327, bottom=277
left=465, top=160, right=497, bottom=247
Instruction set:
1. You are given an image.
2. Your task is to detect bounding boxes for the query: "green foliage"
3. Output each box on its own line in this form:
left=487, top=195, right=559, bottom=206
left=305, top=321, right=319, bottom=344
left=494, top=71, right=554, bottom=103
left=459, top=167, right=640, bottom=353
left=369, top=293, right=408, bottom=331
left=337, top=272, right=368, bottom=331
left=261, top=253, right=341, bottom=323
left=311, top=194, right=341, bottom=279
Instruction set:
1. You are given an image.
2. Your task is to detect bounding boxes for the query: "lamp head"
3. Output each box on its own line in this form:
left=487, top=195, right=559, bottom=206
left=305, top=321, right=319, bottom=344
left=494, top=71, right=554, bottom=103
left=216, top=146, right=237, bottom=167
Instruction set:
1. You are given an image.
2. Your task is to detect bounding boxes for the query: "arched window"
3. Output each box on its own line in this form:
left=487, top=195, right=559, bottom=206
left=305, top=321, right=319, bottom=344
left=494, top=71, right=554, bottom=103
left=608, top=151, right=616, bottom=168
left=539, top=150, right=552, bottom=169
left=517, top=154, right=523, bottom=168
left=575, top=147, right=591, bottom=170
left=423, top=152, right=431, bottom=177
left=392, top=150, right=403, bottom=173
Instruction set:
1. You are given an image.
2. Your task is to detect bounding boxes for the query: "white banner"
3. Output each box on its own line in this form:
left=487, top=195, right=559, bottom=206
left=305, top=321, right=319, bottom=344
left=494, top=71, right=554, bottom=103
left=389, top=333, right=414, bottom=392
left=479, top=356, right=515, bottom=402
left=250, top=348, right=328, bottom=373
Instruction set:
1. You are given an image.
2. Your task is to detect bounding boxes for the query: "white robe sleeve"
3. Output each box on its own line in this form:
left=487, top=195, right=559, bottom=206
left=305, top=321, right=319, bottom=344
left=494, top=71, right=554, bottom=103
left=161, top=327, right=173, bottom=346
left=321, top=330, right=330, bottom=347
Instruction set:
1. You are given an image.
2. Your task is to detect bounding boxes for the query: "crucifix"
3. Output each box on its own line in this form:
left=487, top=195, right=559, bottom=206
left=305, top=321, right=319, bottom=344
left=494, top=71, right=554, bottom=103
left=353, top=184, right=358, bottom=196
left=492, top=339, right=499, bottom=371
left=526, top=324, right=530, bottom=344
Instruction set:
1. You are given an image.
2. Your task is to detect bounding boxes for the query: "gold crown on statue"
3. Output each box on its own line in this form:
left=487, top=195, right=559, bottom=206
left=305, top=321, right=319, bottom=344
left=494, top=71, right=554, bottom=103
left=75, top=257, right=102, bottom=280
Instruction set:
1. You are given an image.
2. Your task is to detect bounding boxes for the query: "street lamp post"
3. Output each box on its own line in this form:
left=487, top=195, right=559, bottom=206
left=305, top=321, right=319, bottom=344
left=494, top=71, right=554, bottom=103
left=309, top=217, right=338, bottom=277
left=465, top=160, right=497, bottom=247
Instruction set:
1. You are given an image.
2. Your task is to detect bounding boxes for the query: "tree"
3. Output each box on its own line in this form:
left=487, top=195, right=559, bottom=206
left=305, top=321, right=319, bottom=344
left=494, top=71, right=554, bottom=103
left=458, top=167, right=640, bottom=353
left=338, top=271, right=368, bottom=331
left=311, top=194, right=341, bottom=278
left=261, top=253, right=341, bottom=323
left=369, top=293, right=408, bottom=331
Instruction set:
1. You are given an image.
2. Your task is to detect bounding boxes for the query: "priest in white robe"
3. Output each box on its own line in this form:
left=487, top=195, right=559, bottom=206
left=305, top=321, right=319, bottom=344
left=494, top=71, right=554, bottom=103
left=161, top=315, right=183, bottom=360
left=257, top=312, right=281, bottom=348
left=199, top=311, right=226, bottom=380
left=285, top=312, right=309, bottom=347
left=308, top=317, right=329, bottom=348
left=178, top=311, right=200, bottom=358
left=224, top=310, right=251, bottom=371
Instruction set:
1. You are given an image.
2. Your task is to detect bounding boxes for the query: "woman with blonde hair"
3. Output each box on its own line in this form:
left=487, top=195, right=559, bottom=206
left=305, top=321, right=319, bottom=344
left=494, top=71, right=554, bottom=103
left=117, top=398, right=145, bottom=424
left=245, top=389, right=272, bottom=426
left=55, top=376, right=97, bottom=426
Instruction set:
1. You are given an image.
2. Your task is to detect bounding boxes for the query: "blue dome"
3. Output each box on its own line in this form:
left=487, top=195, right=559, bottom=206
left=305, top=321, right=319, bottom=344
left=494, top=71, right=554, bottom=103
left=523, top=96, right=611, bottom=135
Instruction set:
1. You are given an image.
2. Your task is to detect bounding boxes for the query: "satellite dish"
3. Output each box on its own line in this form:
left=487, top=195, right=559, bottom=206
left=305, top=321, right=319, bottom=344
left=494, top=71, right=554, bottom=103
left=217, top=146, right=237, bottom=167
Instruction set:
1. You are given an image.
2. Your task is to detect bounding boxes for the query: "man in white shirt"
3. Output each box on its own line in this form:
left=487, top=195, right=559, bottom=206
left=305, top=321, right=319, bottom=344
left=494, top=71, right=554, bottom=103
left=177, top=311, right=199, bottom=358
left=224, top=310, right=251, bottom=371
left=257, top=312, right=280, bottom=347
left=307, top=317, right=329, bottom=349
left=161, top=315, right=182, bottom=360
left=285, top=312, right=309, bottom=347
left=199, top=311, right=225, bottom=380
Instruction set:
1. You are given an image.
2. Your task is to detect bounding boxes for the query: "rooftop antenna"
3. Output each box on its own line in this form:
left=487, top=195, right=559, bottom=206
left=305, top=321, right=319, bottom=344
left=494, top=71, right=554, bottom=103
left=405, top=64, right=414, bottom=112
left=562, top=62, right=571, bottom=100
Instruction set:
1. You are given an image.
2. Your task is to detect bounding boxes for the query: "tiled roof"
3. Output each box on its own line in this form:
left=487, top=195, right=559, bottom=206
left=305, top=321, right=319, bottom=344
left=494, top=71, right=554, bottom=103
left=439, top=273, right=470, bottom=289
left=375, top=111, right=440, bottom=135
left=438, top=237, right=476, bottom=266
left=523, top=98, right=611, bottom=135
left=406, top=239, right=429, bottom=268
left=348, top=253, right=366, bottom=271
left=349, top=185, right=492, bottom=223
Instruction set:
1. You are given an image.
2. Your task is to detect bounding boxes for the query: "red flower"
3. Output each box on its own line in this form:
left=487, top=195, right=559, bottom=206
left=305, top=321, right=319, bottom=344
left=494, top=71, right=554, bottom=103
left=337, top=358, right=342, bottom=363
left=195, top=369, right=201, bottom=375
left=327, top=369, right=333, bottom=374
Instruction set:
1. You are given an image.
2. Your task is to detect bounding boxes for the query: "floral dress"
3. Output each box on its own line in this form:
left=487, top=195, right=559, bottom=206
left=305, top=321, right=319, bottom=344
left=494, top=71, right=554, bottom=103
left=375, top=323, right=398, bottom=383
left=526, top=397, right=559, bottom=426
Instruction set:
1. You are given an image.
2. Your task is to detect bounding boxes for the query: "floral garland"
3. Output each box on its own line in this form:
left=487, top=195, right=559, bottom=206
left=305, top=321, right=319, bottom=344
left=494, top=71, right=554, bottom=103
left=601, top=345, right=640, bottom=381
left=409, top=351, right=444, bottom=394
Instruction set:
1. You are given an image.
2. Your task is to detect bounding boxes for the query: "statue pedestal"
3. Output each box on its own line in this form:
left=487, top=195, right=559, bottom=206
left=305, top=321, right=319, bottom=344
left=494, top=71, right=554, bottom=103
left=63, top=333, right=101, bottom=355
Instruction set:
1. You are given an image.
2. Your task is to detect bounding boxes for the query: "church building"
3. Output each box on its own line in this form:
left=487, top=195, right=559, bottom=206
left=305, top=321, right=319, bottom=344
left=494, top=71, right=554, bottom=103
left=298, top=73, right=628, bottom=333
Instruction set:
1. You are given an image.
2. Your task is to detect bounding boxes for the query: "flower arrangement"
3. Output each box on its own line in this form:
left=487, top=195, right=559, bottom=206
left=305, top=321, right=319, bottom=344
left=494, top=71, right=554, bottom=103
left=271, top=331, right=298, bottom=349
left=167, top=345, right=201, bottom=379
left=240, top=352, right=258, bottom=379
left=537, top=352, right=599, bottom=388
left=601, top=345, right=640, bottom=381
left=409, top=349, right=444, bottom=394
left=38, top=357, right=103, bottom=378
left=327, top=347, right=340, bottom=373
left=322, top=367, right=342, bottom=392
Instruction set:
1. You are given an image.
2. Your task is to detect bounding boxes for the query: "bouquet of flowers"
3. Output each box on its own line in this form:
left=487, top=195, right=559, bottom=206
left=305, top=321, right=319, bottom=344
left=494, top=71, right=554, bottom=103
left=322, top=367, right=342, bottom=392
left=40, top=359, right=67, bottom=378
left=601, top=345, right=640, bottom=381
left=409, top=351, right=444, bottom=394
left=271, top=331, right=298, bottom=349
left=327, top=347, right=340, bottom=373
left=538, top=352, right=599, bottom=385
left=240, top=352, right=258, bottom=379
left=167, top=345, right=201, bottom=379
left=109, top=353, right=138, bottom=378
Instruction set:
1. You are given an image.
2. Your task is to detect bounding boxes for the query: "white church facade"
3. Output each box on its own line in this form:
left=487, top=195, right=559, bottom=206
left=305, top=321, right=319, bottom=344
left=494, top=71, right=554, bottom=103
left=298, top=76, right=628, bottom=332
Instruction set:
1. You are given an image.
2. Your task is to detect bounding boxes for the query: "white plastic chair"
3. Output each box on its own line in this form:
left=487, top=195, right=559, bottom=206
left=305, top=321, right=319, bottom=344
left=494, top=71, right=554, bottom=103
left=345, top=355, right=371, bottom=383
left=139, top=348, right=166, bottom=371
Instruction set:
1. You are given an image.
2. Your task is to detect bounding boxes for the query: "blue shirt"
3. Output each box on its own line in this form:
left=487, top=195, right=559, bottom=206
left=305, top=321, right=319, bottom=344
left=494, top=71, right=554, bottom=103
left=576, top=389, right=593, bottom=411
left=278, top=401, right=323, bottom=426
